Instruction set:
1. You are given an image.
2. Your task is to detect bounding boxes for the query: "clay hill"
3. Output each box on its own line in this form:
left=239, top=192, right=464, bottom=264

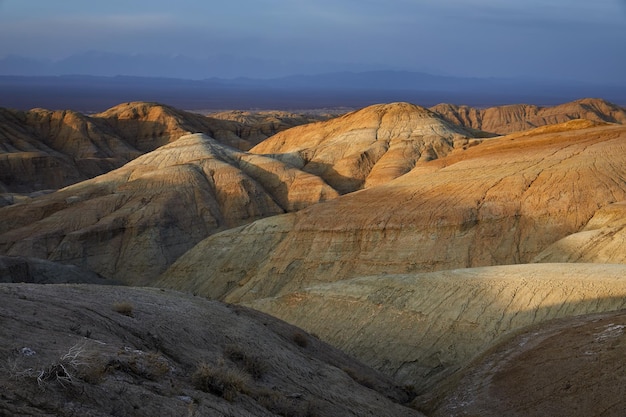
left=431, top=97, right=626, bottom=135
left=0, top=133, right=338, bottom=285
left=247, top=263, right=626, bottom=392
left=159, top=119, right=626, bottom=302
left=2, top=98, right=626, bottom=417
left=0, top=102, right=320, bottom=206
left=250, top=102, right=486, bottom=194
left=0, top=283, right=422, bottom=417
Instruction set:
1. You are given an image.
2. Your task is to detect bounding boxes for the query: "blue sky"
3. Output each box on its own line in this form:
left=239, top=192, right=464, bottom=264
left=0, top=0, right=624, bottom=82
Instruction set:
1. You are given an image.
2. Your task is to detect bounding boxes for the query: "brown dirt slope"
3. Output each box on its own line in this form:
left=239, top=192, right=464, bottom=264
left=423, top=308, right=626, bottom=417
left=0, top=133, right=338, bottom=285
left=247, top=263, right=626, bottom=393
left=250, top=102, right=483, bottom=194
left=431, top=97, right=626, bottom=135
left=158, top=122, right=626, bottom=302
left=0, top=283, right=422, bottom=417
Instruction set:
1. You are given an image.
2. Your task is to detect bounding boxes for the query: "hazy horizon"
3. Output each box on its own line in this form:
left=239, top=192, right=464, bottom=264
left=0, top=0, right=625, bottom=83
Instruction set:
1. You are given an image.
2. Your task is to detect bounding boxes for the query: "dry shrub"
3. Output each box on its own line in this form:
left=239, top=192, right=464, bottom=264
left=112, top=301, right=134, bottom=317
left=107, top=348, right=170, bottom=381
left=192, top=362, right=250, bottom=401
left=292, top=332, right=308, bottom=348
left=224, top=345, right=267, bottom=380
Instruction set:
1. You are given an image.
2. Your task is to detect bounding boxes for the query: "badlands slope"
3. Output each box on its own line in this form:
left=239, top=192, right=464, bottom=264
left=0, top=102, right=319, bottom=205
left=431, top=97, right=626, bottom=135
left=0, top=284, right=421, bottom=417
left=0, top=133, right=337, bottom=285
left=250, top=102, right=485, bottom=194
left=160, top=119, right=626, bottom=302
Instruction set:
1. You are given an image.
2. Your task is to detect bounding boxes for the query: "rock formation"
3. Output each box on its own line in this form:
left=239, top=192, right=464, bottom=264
left=0, top=102, right=324, bottom=205
left=0, top=133, right=338, bottom=285
left=0, top=283, right=421, bottom=417
left=431, top=97, right=626, bottom=135
left=250, top=102, right=483, bottom=194
left=159, top=121, right=626, bottom=302
left=246, top=263, right=626, bottom=392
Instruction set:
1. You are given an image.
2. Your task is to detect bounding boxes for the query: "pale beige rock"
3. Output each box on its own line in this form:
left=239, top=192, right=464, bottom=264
left=0, top=134, right=338, bottom=285
left=159, top=122, right=626, bottom=302
left=251, top=102, right=481, bottom=193
left=431, top=97, right=626, bottom=135
left=247, top=264, right=626, bottom=392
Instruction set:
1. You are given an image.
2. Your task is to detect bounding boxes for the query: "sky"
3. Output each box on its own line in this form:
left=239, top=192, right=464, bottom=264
left=0, top=0, right=625, bottom=83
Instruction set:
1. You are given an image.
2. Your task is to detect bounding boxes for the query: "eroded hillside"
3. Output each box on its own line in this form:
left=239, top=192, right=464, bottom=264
left=159, top=121, right=626, bottom=302
left=0, top=284, right=421, bottom=417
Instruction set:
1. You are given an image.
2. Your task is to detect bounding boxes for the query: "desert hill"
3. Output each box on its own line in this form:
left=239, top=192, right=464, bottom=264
left=0, top=133, right=338, bottom=285
left=159, top=121, right=626, bottom=302
left=250, top=102, right=484, bottom=194
left=431, top=97, right=626, bottom=135
left=0, top=283, right=421, bottom=417
left=246, top=263, right=626, bottom=392
left=0, top=102, right=323, bottom=206
left=422, top=308, right=626, bottom=417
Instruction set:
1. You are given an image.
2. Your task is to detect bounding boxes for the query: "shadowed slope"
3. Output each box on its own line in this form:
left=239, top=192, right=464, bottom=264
left=431, top=98, right=626, bottom=135
left=533, top=200, right=626, bottom=264
left=424, top=308, right=626, bottom=417
left=159, top=122, right=626, bottom=301
left=251, top=102, right=483, bottom=194
left=0, top=284, right=422, bottom=417
left=247, top=264, right=626, bottom=392
left=0, top=133, right=338, bottom=285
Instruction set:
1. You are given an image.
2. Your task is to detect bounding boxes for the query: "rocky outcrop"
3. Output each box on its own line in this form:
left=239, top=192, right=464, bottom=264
left=251, top=102, right=482, bottom=194
left=247, top=264, right=626, bottom=392
left=431, top=98, right=626, bottom=135
left=424, top=308, right=626, bottom=417
left=0, top=133, right=338, bottom=285
left=0, top=283, right=421, bottom=417
left=159, top=122, right=626, bottom=302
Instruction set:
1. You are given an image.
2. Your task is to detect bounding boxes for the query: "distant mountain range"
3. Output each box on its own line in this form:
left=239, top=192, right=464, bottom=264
left=1, top=56, right=625, bottom=111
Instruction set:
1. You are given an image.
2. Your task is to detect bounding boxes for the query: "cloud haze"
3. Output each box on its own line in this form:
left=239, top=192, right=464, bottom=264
left=0, top=0, right=624, bottom=83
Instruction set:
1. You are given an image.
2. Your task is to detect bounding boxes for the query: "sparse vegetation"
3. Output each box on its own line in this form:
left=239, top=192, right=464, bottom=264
left=224, top=344, right=267, bottom=380
left=192, top=362, right=250, bottom=401
left=112, top=301, right=134, bottom=317
left=292, top=332, right=308, bottom=348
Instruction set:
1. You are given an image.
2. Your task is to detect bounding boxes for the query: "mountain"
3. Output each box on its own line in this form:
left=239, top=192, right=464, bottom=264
left=0, top=283, right=421, bottom=417
left=158, top=120, right=626, bottom=302
left=2, top=72, right=626, bottom=112
left=250, top=102, right=486, bottom=194
left=431, top=98, right=626, bottom=134
left=0, top=133, right=338, bottom=285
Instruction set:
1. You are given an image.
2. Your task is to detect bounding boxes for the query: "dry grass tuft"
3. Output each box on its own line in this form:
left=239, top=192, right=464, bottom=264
left=192, top=362, right=250, bottom=401
left=112, top=301, right=134, bottom=317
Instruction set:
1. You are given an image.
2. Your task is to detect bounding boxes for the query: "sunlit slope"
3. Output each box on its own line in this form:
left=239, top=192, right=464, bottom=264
left=160, top=122, right=626, bottom=301
left=0, top=133, right=338, bottom=285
